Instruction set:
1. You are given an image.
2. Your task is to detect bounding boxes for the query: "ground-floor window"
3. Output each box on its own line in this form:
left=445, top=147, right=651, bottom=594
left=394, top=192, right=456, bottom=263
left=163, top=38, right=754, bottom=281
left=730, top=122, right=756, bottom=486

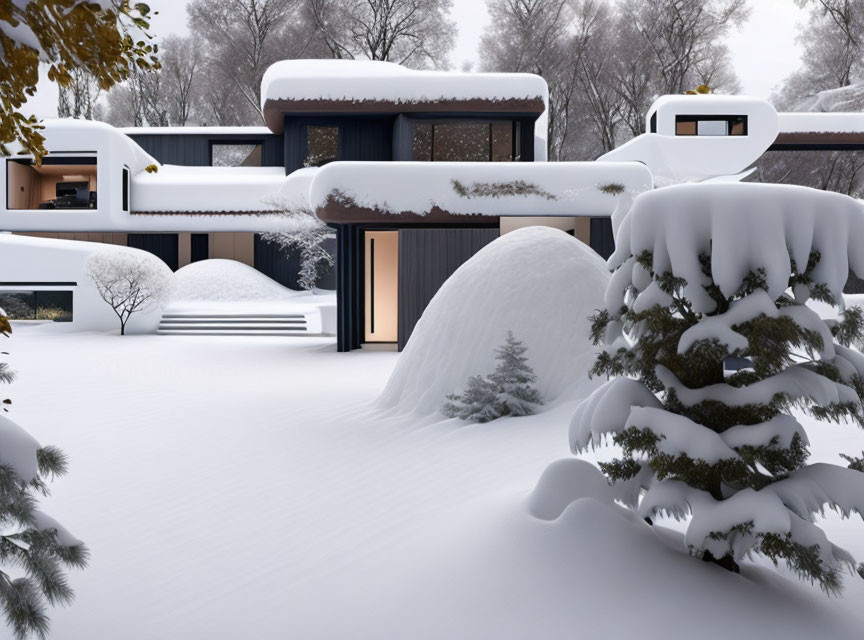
left=6, top=156, right=97, bottom=210
left=0, top=290, right=73, bottom=321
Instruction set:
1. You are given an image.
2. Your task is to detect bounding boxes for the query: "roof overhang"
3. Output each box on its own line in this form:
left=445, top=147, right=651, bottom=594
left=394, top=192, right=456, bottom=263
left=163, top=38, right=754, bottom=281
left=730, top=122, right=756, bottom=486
left=263, top=97, right=546, bottom=134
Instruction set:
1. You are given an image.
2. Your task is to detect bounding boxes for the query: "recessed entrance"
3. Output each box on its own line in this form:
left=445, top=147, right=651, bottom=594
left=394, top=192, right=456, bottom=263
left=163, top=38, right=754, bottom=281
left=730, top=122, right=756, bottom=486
left=364, top=231, right=398, bottom=343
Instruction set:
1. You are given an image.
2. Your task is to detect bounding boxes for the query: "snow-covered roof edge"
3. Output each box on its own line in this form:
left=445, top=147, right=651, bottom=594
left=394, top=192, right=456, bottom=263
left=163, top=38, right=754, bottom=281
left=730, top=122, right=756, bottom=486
left=310, top=161, right=652, bottom=223
left=260, top=60, right=548, bottom=133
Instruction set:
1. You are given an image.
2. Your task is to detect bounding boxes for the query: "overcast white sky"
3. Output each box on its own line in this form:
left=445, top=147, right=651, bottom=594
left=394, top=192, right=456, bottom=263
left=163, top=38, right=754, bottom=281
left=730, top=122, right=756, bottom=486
left=23, top=0, right=807, bottom=119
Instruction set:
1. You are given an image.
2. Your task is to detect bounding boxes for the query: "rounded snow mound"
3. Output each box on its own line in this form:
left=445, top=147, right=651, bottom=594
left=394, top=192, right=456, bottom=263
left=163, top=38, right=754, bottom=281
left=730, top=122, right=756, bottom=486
left=377, top=226, right=610, bottom=416
left=171, top=259, right=299, bottom=303
left=528, top=459, right=613, bottom=521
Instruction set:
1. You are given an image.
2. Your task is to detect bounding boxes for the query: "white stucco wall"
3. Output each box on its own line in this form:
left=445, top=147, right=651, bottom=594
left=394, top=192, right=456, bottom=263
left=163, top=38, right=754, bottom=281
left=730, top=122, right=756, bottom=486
left=0, top=233, right=164, bottom=334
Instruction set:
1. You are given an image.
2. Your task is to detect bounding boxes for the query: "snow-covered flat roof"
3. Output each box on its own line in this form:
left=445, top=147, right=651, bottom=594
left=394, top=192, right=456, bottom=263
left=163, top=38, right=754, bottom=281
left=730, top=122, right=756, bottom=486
left=778, top=113, right=864, bottom=134
left=310, top=161, right=652, bottom=223
left=131, top=165, right=313, bottom=214
left=121, top=126, right=276, bottom=137
left=261, top=60, right=548, bottom=133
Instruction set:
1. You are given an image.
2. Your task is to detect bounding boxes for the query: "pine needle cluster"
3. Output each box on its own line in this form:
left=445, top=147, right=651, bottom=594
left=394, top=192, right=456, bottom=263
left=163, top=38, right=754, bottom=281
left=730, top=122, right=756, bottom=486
left=0, top=314, right=88, bottom=639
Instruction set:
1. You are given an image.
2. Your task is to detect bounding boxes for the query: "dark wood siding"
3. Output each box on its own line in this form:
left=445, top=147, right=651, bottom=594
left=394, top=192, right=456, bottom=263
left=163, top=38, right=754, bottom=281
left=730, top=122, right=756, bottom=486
left=397, top=228, right=499, bottom=351
left=283, top=115, right=395, bottom=174
left=254, top=234, right=336, bottom=291
left=337, top=225, right=364, bottom=352
left=127, top=233, right=179, bottom=271
left=127, top=133, right=284, bottom=167
left=590, top=218, right=615, bottom=260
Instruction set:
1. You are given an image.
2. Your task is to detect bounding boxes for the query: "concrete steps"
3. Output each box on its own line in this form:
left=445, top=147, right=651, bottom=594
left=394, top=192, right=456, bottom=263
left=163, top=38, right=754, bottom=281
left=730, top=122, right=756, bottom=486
left=157, top=312, right=313, bottom=336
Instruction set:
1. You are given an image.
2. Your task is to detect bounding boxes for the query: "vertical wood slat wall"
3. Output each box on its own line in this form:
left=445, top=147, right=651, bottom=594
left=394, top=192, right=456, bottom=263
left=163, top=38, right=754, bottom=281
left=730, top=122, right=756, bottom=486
left=397, top=228, right=499, bottom=351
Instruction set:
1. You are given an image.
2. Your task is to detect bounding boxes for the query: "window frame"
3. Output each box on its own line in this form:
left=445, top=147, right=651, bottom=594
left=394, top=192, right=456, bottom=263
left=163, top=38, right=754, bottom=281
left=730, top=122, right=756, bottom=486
left=122, top=165, right=130, bottom=212
left=675, top=114, right=749, bottom=137
left=411, top=118, right=522, bottom=162
left=6, top=155, right=98, bottom=211
left=0, top=288, right=74, bottom=322
left=304, top=125, right=341, bottom=167
left=208, top=140, right=264, bottom=167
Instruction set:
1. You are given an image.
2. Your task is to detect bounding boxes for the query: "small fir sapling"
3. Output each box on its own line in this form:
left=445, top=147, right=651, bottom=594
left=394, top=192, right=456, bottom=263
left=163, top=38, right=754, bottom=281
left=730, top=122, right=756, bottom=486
left=0, top=309, right=88, bottom=640
left=574, top=243, right=864, bottom=593
left=443, top=331, right=543, bottom=422
left=85, top=249, right=174, bottom=335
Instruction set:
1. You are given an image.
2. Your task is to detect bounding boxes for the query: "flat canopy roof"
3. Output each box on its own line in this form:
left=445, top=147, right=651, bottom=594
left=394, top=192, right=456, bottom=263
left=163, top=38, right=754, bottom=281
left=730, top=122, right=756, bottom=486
left=773, top=112, right=864, bottom=149
left=309, top=161, right=653, bottom=224
left=260, top=60, right=547, bottom=133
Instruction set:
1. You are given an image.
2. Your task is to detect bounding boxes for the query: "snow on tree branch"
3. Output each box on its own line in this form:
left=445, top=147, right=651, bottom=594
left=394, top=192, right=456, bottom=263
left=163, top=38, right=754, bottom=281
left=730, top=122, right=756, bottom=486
left=258, top=196, right=335, bottom=292
left=562, top=183, right=864, bottom=592
left=85, top=248, right=174, bottom=335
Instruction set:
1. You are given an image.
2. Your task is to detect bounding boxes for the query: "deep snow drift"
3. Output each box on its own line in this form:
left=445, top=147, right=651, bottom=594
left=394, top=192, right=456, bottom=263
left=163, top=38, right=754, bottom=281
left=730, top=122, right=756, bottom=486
left=11, top=333, right=864, bottom=640
left=377, top=226, right=610, bottom=415
left=170, top=259, right=301, bottom=303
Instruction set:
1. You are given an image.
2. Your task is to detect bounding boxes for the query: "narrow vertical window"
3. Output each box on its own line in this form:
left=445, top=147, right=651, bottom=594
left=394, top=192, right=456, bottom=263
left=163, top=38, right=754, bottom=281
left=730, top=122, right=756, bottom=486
left=122, top=167, right=129, bottom=212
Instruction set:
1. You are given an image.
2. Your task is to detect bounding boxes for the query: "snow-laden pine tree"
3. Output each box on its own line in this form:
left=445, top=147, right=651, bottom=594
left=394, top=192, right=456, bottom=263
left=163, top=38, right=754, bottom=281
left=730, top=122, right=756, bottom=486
left=0, top=310, right=88, bottom=639
left=573, top=183, right=864, bottom=592
left=443, top=331, right=542, bottom=422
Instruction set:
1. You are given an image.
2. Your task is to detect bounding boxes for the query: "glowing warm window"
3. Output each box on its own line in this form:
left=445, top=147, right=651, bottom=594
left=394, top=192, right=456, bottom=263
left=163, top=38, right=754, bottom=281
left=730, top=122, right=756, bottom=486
left=6, top=157, right=97, bottom=210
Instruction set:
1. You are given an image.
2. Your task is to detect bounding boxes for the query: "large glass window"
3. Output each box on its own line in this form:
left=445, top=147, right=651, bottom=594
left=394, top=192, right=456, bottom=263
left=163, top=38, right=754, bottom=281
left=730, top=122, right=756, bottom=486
left=6, top=157, right=97, bottom=210
left=412, top=121, right=521, bottom=162
left=0, top=290, right=73, bottom=322
left=675, top=115, right=748, bottom=137
left=211, top=143, right=262, bottom=167
left=305, top=126, right=339, bottom=167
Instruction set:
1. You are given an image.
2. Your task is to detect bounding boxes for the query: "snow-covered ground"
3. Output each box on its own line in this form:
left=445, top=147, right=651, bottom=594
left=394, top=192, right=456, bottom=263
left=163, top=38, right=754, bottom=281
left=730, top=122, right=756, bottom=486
left=6, top=331, right=864, bottom=639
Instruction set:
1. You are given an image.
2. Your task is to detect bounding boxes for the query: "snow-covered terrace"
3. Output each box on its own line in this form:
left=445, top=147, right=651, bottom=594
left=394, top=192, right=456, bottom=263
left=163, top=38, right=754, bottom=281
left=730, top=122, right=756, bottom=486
left=260, top=60, right=548, bottom=133
left=310, top=161, right=653, bottom=223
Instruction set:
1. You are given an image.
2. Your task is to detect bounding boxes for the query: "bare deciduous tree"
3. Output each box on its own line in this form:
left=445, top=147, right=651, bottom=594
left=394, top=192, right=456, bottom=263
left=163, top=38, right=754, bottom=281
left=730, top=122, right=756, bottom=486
left=57, top=67, right=102, bottom=119
left=188, top=0, right=322, bottom=124
left=161, top=35, right=203, bottom=126
left=479, top=0, right=581, bottom=159
left=619, top=0, right=750, bottom=95
left=307, top=0, right=455, bottom=68
left=85, top=250, right=174, bottom=335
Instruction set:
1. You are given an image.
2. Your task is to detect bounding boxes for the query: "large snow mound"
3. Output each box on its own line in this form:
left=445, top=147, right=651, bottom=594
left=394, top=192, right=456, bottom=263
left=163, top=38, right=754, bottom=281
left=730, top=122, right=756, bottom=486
left=377, top=226, right=609, bottom=416
left=170, top=259, right=300, bottom=303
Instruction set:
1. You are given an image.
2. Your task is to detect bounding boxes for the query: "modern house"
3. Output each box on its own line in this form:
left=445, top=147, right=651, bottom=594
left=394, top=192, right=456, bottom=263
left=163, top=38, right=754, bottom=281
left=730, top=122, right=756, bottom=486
left=1, top=60, right=860, bottom=347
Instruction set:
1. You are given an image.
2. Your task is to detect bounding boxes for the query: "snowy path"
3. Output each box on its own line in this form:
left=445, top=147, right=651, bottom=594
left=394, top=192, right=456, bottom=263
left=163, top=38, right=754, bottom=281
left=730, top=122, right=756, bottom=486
left=7, top=333, right=864, bottom=639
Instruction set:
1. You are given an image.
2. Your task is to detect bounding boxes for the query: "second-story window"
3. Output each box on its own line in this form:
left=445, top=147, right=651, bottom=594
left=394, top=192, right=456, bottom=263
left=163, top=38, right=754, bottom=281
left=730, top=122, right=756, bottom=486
left=211, top=143, right=262, bottom=167
left=412, top=121, right=521, bottom=162
left=675, top=115, right=748, bottom=136
left=305, top=126, right=339, bottom=167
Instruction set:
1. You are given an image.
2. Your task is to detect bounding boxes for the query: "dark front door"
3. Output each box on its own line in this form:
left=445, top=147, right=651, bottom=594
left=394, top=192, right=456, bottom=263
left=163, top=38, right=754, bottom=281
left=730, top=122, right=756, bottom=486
left=127, top=233, right=179, bottom=271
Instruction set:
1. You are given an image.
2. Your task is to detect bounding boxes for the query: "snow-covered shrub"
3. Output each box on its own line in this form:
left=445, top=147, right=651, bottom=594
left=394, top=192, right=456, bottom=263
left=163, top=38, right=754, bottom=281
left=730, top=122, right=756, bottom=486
left=0, top=309, right=88, bottom=640
left=571, top=183, right=864, bottom=592
left=443, top=331, right=543, bottom=423
left=85, top=248, right=174, bottom=335
left=259, top=198, right=335, bottom=292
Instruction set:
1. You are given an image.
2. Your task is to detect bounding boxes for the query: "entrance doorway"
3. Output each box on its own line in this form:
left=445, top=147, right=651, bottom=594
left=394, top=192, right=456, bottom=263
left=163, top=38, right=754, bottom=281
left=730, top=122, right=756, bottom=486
left=364, top=231, right=398, bottom=343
